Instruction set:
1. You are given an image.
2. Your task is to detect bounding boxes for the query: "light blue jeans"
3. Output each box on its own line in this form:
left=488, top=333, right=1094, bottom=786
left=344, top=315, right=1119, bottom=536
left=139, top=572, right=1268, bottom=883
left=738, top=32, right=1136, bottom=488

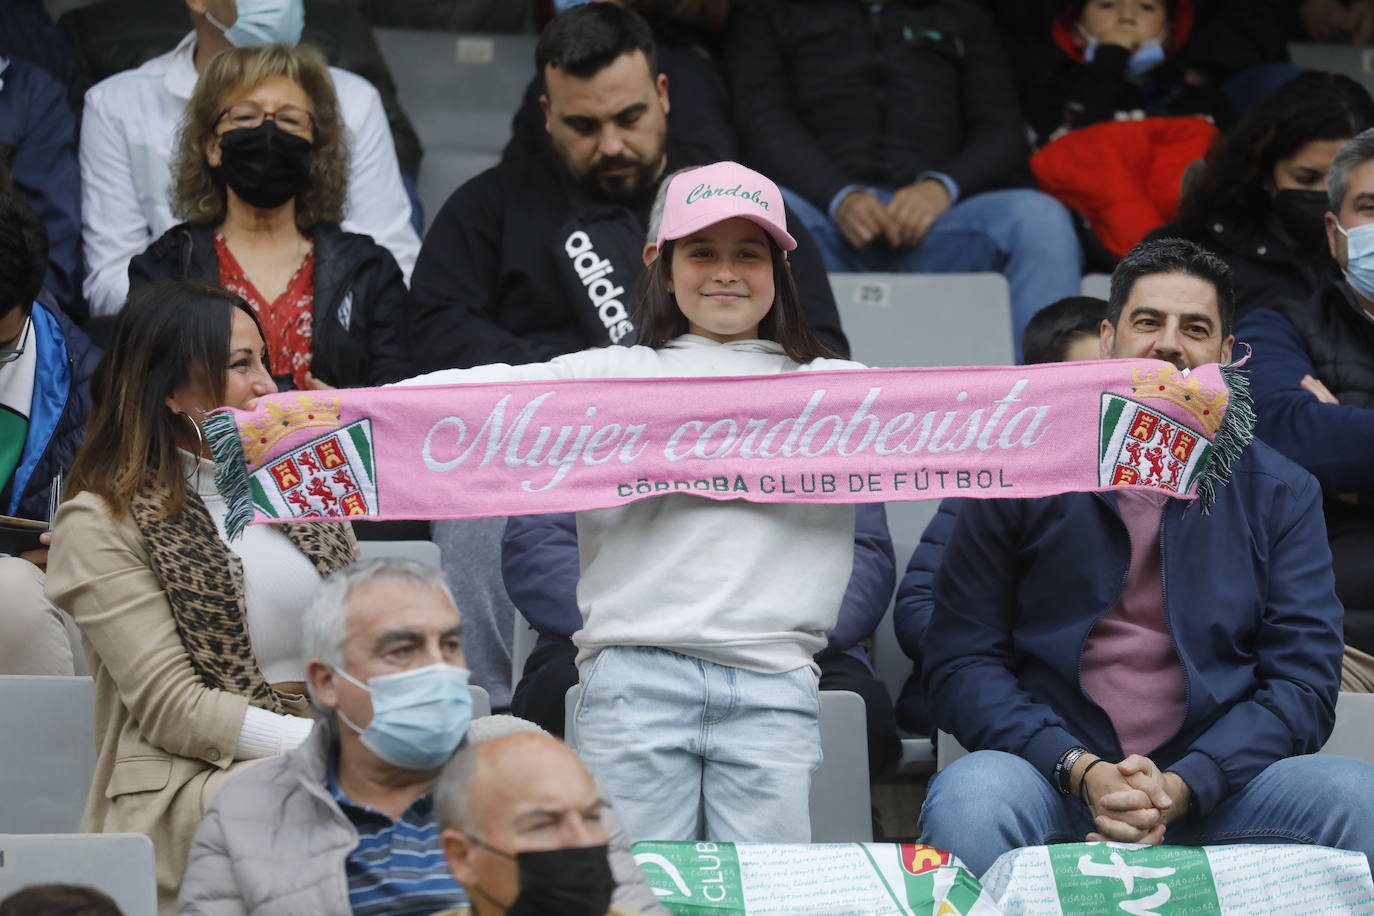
left=574, top=646, right=821, bottom=843
left=782, top=187, right=1083, bottom=359
left=919, top=750, right=1374, bottom=878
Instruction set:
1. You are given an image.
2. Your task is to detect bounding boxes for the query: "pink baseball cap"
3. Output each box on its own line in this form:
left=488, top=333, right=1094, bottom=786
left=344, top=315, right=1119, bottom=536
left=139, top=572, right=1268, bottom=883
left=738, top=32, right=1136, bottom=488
left=655, top=161, right=797, bottom=253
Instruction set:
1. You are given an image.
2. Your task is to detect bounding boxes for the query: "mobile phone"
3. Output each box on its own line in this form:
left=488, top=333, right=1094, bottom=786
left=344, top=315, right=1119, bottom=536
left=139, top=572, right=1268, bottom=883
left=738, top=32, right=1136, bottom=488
left=0, top=515, right=47, bottom=556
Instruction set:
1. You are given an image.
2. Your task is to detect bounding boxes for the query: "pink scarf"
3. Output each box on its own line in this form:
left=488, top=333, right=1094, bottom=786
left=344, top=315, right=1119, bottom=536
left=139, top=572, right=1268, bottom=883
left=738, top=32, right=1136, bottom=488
left=206, top=358, right=1252, bottom=538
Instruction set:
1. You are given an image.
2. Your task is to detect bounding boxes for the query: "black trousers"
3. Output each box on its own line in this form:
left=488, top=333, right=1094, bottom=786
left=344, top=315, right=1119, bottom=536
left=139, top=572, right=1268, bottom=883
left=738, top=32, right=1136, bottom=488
left=511, top=639, right=902, bottom=778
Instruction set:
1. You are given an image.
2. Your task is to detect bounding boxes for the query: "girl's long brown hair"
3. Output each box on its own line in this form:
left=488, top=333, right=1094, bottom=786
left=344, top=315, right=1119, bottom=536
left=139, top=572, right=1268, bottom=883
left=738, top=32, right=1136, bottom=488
left=66, top=281, right=265, bottom=518
left=632, top=237, right=839, bottom=363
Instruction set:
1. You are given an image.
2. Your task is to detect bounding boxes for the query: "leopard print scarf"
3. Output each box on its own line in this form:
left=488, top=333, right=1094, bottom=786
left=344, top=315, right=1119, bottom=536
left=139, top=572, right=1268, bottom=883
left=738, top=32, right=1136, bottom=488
left=130, top=483, right=358, bottom=714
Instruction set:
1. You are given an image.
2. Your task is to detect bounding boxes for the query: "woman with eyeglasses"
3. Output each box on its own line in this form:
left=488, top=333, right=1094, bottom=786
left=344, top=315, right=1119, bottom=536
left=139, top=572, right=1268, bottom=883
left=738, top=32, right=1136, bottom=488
left=129, top=43, right=412, bottom=391
left=46, top=280, right=358, bottom=913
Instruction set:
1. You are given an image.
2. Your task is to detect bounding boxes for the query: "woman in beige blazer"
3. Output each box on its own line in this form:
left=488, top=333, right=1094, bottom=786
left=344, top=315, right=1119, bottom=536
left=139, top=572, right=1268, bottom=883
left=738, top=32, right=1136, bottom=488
left=46, top=280, right=357, bottom=913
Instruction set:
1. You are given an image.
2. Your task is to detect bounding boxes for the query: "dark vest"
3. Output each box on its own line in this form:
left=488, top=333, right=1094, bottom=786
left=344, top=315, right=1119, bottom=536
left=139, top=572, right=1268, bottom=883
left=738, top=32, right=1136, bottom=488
left=1276, top=283, right=1374, bottom=410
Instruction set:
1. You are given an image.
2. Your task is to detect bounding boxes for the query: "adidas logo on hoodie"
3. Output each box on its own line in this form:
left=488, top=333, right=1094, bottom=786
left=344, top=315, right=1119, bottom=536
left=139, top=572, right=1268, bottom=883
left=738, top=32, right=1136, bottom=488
left=565, top=230, right=634, bottom=344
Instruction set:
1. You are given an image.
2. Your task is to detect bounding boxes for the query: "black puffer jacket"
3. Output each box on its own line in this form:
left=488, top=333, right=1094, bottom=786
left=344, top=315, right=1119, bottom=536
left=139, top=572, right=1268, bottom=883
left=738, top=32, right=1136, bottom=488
left=128, top=222, right=413, bottom=389
left=725, top=0, right=1028, bottom=210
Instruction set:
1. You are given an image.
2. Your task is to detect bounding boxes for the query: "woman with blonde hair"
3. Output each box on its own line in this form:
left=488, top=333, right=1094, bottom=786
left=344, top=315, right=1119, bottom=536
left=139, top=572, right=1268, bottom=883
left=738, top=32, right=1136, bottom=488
left=130, top=43, right=411, bottom=391
left=46, top=280, right=358, bottom=912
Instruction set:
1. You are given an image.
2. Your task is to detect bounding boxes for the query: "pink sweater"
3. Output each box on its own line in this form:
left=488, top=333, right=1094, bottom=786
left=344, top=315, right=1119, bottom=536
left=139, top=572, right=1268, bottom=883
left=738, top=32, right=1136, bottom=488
left=1080, top=491, right=1187, bottom=758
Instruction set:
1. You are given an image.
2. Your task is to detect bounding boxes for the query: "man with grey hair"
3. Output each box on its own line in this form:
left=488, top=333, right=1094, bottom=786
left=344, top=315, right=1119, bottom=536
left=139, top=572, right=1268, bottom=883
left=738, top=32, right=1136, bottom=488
left=178, top=557, right=664, bottom=916
left=1236, top=126, right=1374, bottom=633
left=433, top=732, right=642, bottom=916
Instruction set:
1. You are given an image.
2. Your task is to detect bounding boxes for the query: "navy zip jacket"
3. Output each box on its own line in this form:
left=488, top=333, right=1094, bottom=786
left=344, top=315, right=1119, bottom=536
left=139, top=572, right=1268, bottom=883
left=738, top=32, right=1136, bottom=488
left=923, top=440, right=1343, bottom=817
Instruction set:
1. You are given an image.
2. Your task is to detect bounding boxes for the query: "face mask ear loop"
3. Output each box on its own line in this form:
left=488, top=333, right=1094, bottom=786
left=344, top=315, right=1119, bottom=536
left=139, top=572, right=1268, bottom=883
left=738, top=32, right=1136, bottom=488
left=329, top=665, right=372, bottom=735
left=204, top=10, right=231, bottom=34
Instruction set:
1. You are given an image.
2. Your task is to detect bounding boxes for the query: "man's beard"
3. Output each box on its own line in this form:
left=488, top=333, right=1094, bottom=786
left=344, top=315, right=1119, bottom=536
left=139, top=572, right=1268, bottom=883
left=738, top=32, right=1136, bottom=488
left=575, top=154, right=661, bottom=205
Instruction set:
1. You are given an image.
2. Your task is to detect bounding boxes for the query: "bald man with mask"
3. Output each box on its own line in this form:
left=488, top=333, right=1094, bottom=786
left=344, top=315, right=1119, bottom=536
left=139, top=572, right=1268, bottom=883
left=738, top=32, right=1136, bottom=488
left=435, top=732, right=643, bottom=916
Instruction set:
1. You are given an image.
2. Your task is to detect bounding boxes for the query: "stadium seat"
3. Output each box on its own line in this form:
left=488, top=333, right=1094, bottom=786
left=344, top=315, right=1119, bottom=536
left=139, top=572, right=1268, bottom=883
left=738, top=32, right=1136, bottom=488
left=1081, top=273, right=1111, bottom=300
left=1319, top=692, right=1374, bottom=761
left=935, top=692, right=1374, bottom=771
left=1289, top=44, right=1374, bottom=99
left=0, top=676, right=96, bottom=833
left=511, top=619, right=537, bottom=686
left=0, top=833, right=156, bottom=916
left=468, top=684, right=493, bottom=719
left=358, top=539, right=443, bottom=568
left=828, top=272, right=1014, bottom=370
left=564, top=686, right=874, bottom=842
left=372, top=29, right=537, bottom=229
left=829, top=271, right=1011, bottom=760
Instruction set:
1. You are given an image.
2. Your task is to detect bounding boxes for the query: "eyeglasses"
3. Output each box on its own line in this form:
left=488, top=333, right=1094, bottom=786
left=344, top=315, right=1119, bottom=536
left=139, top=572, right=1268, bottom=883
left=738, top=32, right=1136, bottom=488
left=0, top=313, right=31, bottom=366
left=216, top=101, right=315, bottom=138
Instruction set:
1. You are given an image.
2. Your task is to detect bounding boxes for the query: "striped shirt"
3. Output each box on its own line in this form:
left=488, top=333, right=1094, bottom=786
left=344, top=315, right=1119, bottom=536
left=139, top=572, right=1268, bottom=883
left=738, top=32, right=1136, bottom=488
left=327, top=763, right=468, bottom=916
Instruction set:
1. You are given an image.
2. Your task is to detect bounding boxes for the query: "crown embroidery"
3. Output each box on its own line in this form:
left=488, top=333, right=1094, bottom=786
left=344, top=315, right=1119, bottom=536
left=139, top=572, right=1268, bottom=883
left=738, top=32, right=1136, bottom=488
left=239, top=395, right=342, bottom=466
left=1130, top=367, right=1227, bottom=437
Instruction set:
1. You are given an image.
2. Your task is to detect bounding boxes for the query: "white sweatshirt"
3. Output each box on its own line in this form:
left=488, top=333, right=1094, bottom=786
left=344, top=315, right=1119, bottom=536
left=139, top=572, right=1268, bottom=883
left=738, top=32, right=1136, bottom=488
left=401, top=335, right=862, bottom=674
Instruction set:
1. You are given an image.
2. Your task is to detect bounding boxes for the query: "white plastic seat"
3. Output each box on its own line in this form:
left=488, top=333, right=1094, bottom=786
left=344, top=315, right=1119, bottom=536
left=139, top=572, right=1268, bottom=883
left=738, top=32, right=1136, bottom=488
left=0, top=675, right=96, bottom=833
left=828, top=272, right=1014, bottom=370
left=357, top=539, right=443, bottom=568
left=0, top=833, right=156, bottom=915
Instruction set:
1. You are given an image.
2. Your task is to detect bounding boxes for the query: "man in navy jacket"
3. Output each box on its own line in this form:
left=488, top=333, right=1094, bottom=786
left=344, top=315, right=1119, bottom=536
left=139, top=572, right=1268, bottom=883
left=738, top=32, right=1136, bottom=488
left=919, top=239, right=1373, bottom=876
left=502, top=503, right=902, bottom=779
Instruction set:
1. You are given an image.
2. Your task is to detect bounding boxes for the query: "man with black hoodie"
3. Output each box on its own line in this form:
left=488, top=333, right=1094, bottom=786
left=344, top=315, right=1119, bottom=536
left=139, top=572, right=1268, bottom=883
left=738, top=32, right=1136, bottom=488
left=408, top=1, right=847, bottom=374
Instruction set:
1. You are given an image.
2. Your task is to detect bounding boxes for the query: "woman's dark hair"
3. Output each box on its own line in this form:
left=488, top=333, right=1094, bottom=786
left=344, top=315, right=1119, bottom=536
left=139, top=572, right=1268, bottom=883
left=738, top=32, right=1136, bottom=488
left=633, top=238, right=838, bottom=363
left=1176, top=70, right=1374, bottom=235
left=1021, top=295, right=1106, bottom=365
left=67, top=280, right=267, bottom=518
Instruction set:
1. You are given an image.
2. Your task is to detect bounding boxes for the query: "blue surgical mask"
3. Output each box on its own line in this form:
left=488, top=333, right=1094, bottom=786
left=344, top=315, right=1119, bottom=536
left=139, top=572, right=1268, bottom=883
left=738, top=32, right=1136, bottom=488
left=335, top=663, right=473, bottom=770
left=553, top=0, right=596, bottom=11
left=1338, top=221, right=1374, bottom=301
left=206, top=0, right=304, bottom=48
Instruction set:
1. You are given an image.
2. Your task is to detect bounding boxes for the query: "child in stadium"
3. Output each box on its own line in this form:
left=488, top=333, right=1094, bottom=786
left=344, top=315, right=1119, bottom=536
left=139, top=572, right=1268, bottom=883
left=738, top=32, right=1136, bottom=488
left=399, top=160, right=862, bottom=843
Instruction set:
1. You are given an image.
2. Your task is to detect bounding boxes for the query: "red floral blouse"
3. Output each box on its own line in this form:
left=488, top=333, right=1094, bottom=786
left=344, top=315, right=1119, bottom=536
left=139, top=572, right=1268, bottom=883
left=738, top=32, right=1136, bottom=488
left=215, top=233, right=315, bottom=390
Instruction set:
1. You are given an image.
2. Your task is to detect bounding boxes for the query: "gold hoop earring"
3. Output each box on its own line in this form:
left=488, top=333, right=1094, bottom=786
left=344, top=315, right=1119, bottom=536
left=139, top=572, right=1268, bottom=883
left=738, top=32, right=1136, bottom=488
left=176, top=410, right=207, bottom=457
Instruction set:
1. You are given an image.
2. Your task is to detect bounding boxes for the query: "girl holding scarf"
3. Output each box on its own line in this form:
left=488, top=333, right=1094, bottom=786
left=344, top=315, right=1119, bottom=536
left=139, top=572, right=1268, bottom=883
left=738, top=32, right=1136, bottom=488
left=398, top=161, right=862, bottom=843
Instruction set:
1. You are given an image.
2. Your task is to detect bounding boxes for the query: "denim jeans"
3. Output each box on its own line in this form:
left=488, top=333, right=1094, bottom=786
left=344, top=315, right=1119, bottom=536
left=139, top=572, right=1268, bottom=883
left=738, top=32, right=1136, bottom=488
left=918, top=750, right=1374, bottom=878
left=574, top=646, right=821, bottom=843
left=782, top=187, right=1083, bottom=359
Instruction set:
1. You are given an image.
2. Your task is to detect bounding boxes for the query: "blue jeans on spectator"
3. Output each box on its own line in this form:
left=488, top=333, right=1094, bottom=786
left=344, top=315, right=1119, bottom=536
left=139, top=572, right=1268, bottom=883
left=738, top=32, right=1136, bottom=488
left=919, top=750, right=1374, bottom=877
left=574, top=646, right=821, bottom=843
left=782, top=187, right=1083, bottom=359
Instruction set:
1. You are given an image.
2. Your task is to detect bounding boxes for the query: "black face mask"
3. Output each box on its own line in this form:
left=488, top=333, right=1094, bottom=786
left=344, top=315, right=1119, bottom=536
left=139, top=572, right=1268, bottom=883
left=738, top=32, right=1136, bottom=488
left=475, top=843, right=617, bottom=916
left=215, top=121, right=313, bottom=210
left=1273, top=188, right=1331, bottom=252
